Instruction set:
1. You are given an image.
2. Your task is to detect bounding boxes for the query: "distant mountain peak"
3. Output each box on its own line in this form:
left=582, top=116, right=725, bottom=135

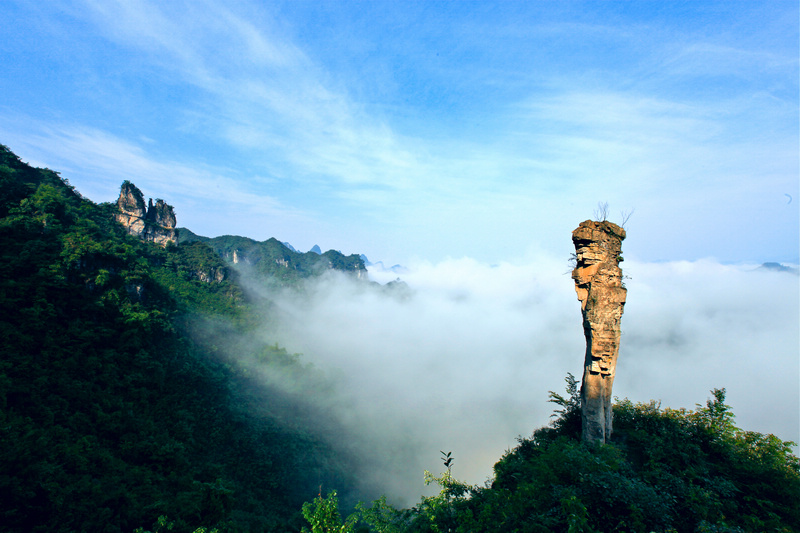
left=310, top=244, right=322, bottom=254
left=759, top=262, right=799, bottom=275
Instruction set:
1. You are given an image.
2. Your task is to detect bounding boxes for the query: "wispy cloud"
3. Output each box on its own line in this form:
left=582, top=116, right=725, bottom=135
left=657, top=41, right=799, bottom=81
left=75, top=0, right=423, bottom=191
left=2, top=0, right=797, bottom=263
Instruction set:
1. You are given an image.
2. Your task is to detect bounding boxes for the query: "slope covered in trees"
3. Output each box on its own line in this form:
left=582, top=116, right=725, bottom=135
left=179, top=229, right=366, bottom=285
left=0, top=144, right=365, bottom=532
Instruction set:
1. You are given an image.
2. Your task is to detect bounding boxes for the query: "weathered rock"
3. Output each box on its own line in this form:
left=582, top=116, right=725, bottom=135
left=192, top=267, right=226, bottom=283
left=146, top=198, right=176, bottom=230
left=115, top=182, right=177, bottom=246
left=116, top=181, right=147, bottom=237
left=571, top=220, right=627, bottom=443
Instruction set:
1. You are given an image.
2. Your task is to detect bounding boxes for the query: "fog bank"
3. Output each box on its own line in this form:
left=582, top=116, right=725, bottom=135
left=250, top=255, right=799, bottom=504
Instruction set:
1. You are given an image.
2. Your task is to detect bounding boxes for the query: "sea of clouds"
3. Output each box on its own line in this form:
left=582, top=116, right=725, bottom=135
left=247, top=254, right=799, bottom=505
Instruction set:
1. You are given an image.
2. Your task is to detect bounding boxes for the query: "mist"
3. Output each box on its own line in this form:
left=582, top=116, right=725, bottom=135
left=241, top=255, right=799, bottom=505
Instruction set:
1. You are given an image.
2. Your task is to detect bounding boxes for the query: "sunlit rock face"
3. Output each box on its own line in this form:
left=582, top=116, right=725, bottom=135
left=572, top=220, right=627, bottom=443
left=116, top=181, right=147, bottom=237
left=115, top=182, right=177, bottom=246
left=146, top=198, right=176, bottom=231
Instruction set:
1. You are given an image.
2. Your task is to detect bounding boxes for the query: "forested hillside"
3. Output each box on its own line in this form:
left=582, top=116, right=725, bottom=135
left=0, top=144, right=365, bottom=532
left=179, top=229, right=366, bottom=285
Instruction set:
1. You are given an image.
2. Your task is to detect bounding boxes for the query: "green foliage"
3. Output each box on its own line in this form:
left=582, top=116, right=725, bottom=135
left=489, top=387, right=799, bottom=532
left=613, top=389, right=800, bottom=532
left=134, top=515, right=177, bottom=533
left=301, top=491, right=359, bottom=533
left=407, top=470, right=474, bottom=533
left=541, top=372, right=582, bottom=441
left=0, top=144, right=361, bottom=532
left=322, top=381, right=799, bottom=533
left=179, top=231, right=366, bottom=285
left=356, top=495, right=407, bottom=533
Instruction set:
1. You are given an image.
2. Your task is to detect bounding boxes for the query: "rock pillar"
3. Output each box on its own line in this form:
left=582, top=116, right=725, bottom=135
left=115, top=181, right=177, bottom=246
left=116, top=181, right=148, bottom=237
left=571, top=220, right=627, bottom=443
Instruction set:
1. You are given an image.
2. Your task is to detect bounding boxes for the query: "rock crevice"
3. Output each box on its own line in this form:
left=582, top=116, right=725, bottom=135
left=571, top=220, right=627, bottom=443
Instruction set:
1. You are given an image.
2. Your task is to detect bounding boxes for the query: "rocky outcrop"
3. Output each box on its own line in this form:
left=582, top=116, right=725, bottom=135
left=115, top=181, right=147, bottom=236
left=571, top=220, right=627, bottom=443
left=192, top=267, right=226, bottom=283
left=146, top=198, right=176, bottom=230
left=115, top=181, right=177, bottom=246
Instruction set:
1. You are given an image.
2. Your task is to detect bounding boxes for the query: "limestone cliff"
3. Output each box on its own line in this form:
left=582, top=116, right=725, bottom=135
left=571, top=220, right=627, bottom=443
left=115, top=181, right=147, bottom=237
left=115, top=181, right=177, bottom=246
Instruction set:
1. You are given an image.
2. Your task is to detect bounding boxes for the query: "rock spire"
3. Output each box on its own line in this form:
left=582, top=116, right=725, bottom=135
left=115, top=181, right=177, bottom=246
left=571, top=220, right=627, bottom=443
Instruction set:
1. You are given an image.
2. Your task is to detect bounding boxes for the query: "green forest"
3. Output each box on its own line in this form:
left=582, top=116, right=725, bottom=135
left=1, top=143, right=798, bottom=532
left=177, top=230, right=366, bottom=285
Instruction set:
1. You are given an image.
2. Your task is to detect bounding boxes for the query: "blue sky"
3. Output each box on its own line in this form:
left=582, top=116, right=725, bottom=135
left=1, top=0, right=798, bottom=265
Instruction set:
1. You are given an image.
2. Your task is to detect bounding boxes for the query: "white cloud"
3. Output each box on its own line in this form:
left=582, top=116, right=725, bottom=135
left=249, top=255, right=799, bottom=504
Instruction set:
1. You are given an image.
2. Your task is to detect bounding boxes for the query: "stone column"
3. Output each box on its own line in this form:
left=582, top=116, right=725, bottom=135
left=115, top=181, right=147, bottom=238
left=115, top=182, right=177, bottom=246
left=571, top=220, right=627, bottom=443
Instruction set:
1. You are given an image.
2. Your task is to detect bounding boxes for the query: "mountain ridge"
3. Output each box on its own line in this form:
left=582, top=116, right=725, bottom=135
left=177, top=227, right=367, bottom=284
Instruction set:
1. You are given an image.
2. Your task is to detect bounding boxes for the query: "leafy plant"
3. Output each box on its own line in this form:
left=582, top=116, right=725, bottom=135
left=301, top=491, right=358, bottom=533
